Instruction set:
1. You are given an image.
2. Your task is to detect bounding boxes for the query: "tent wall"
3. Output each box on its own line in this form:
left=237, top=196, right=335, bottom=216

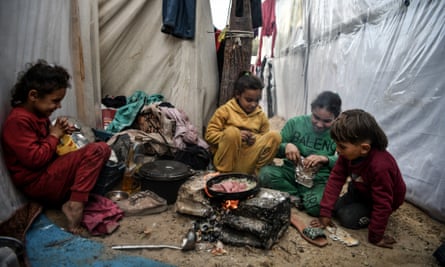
left=271, top=0, right=445, bottom=222
left=99, top=0, right=219, bottom=133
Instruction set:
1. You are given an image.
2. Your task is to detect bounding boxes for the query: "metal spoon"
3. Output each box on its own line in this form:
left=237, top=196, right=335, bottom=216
left=111, top=229, right=196, bottom=251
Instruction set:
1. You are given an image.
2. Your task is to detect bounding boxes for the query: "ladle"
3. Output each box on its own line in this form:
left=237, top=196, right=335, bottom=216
left=111, top=229, right=196, bottom=251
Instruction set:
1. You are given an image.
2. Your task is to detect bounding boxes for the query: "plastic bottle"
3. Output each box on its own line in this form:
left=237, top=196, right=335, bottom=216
left=122, top=144, right=141, bottom=194
left=133, top=143, right=145, bottom=169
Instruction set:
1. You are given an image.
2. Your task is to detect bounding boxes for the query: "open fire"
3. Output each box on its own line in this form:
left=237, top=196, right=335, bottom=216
left=222, top=200, right=239, bottom=210
left=176, top=172, right=291, bottom=249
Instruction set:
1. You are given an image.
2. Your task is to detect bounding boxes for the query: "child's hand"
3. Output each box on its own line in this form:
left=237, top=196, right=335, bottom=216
left=64, top=123, right=78, bottom=135
left=302, top=155, right=329, bottom=168
left=375, top=235, right=397, bottom=249
left=240, top=130, right=255, bottom=146
left=285, top=143, right=301, bottom=164
left=247, top=134, right=255, bottom=145
left=50, top=117, right=74, bottom=138
left=310, top=217, right=333, bottom=228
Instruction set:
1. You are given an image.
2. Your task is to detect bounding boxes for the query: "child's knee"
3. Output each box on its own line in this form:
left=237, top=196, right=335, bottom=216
left=222, top=126, right=241, bottom=141
left=93, top=142, right=111, bottom=154
left=98, top=142, right=112, bottom=157
left=336, top=203, right=370, bottom=229
left=258, top=166, right=274, bottom=186
left=258, top=174, right=269, bottom=187
left=303, top=192, right=322, bottom=216
left=265, top=130, right=281, bottom=145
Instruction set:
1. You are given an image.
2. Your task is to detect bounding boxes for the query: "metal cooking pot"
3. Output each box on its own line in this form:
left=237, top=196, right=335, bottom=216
left=134, top=160, right=194, bottom=204
left=205, top=173, right=259, bottom=201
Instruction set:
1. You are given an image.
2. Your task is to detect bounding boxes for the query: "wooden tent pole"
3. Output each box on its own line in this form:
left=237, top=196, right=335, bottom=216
left=218, top=0, right=254, bottom=106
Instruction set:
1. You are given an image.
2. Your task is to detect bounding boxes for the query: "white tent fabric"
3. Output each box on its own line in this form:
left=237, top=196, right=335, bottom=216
left=269, top=0, right=445, bottom=222
left=99, top=0, right=218, bottom=133
left=0, top=0, right=218, bottom=221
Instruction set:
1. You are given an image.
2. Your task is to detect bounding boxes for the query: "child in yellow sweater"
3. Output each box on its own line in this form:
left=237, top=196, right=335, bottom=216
left=205, top=71, right=281, bottom=175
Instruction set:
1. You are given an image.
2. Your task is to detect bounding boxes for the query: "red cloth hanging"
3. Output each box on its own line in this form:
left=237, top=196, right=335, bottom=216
left=256, top=0, right=276, bottom=66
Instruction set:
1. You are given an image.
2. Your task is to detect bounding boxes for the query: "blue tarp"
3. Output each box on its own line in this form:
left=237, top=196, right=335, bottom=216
left=26, top=214, right=174, bottom=267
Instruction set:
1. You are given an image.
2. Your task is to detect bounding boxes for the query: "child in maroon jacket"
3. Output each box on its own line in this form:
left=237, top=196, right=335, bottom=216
left=1, top=60, right=111, bottom=234
left=311, top=109, right=406, bottom=248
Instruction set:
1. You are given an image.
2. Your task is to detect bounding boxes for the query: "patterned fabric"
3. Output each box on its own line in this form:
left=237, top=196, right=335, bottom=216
left=302, top=227, right=326, bottom=240
left=0, top=202, right=42, bottom=242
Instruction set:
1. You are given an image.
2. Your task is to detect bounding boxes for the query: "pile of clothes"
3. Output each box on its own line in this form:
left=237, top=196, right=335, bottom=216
left=102, top=91, right=211, bottom=170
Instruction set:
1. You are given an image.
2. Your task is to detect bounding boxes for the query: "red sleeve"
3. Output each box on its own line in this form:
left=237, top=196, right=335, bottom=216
left=367, top=169, right=395, bottom=244
left=319, top=155, right=349, bottom=218
left=3, top=115, right=59, bottom=169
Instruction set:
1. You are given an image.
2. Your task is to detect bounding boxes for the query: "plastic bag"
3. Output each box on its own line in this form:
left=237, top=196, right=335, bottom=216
left=294, top=157, right=320, bottom=188
left=56, top=134, right=78, bottom=155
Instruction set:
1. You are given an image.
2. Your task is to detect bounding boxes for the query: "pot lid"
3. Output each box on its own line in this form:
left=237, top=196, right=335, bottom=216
left=136, top=160, right=192, bottom=181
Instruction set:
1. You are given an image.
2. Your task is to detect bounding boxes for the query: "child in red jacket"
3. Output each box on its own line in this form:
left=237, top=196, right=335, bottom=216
left=311, top=109, right=406, bottom=248
left=1, top=60, right=111, bottom=234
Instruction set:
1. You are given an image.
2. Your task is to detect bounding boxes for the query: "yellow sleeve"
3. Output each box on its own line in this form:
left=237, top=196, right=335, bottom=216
left=205, top=106, right=228, bottom=146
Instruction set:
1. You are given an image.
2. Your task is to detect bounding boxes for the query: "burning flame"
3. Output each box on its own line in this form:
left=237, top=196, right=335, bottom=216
left=223, top=200, right=239, bottom=210
left=203, top=172, right=240, bottom=210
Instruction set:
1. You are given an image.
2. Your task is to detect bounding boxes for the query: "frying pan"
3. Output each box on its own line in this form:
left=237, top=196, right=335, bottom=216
left=205, top=173, right=259, bottom=201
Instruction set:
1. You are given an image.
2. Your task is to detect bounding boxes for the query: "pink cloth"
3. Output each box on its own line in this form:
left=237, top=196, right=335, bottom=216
left=159, top=106, right=209, bottom=150
left=81, top=194, right=124, bottom=236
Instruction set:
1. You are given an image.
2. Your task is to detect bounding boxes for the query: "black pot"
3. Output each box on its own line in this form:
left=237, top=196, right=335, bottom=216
left=134, top=160, right=194, bottom=204
left=205, top=173, right=259, bottom=201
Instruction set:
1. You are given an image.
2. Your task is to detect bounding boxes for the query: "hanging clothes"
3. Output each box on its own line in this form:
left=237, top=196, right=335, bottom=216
left=256, top=0, right=277, bottom=66
left=235, top=0, right=263, bottom=29
left=161, top=0, right=196, bottom=39
left=251, top=0, right=263, bottom=29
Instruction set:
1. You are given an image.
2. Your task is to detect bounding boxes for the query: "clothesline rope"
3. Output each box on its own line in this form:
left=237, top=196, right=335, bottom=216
left=225, top=29, right=254, bottom=38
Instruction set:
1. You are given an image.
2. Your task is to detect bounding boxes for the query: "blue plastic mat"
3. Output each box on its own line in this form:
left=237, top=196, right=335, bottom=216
left=26, top=214, right=174, bottom=267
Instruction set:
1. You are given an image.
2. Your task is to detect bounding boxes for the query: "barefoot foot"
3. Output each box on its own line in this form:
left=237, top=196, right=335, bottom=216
left=62, top=200, right=84, bottom=234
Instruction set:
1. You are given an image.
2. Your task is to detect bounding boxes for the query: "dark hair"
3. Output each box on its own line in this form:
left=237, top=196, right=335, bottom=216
left=330, top=109, right=388, bottom=150
left=311, top=91, right=342, bottom=117
left=11, top=59, right=71, bottom=107
left=233, top=70, right=264, bottom=96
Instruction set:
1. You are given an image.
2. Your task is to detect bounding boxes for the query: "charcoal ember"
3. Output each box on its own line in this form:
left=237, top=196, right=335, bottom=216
left=219, top=188, right=291, bottom=249
left=175, top=171, right=214, bottom=217
left=193, top=212, right=222, bottom=242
